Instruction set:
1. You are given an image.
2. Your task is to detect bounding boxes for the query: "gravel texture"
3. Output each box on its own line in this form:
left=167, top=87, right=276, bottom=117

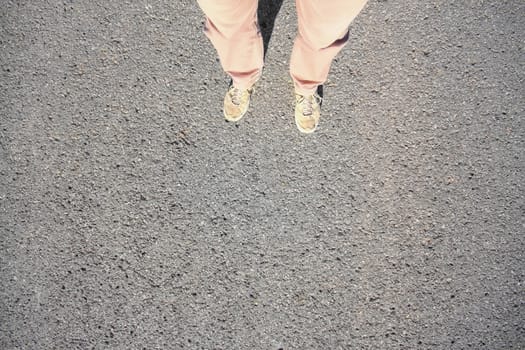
left=1, top=0, right=524, bottom=349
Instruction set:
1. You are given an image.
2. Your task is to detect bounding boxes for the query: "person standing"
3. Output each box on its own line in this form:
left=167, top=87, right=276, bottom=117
left=197, top=0, right=368, bottom=134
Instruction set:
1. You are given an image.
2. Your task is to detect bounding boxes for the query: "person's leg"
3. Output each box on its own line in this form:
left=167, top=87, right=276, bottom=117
left=291, top=0, right=368, bottom=95
left=197, top=0, right=263, bottom=90
left=291, top=0, right=368, bottom=133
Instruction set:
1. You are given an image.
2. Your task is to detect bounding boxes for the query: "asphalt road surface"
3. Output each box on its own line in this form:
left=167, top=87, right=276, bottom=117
left=1, top=0, right=524, bottom=349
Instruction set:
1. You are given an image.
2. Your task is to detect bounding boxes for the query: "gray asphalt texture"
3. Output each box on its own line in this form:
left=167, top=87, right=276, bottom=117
left=1, top=0, right=524, bottom=349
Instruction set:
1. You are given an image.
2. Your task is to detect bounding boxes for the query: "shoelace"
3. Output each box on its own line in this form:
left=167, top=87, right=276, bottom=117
left=298, top=94, right=320, bottom=116
left=229, top=87, right=243, bottom=106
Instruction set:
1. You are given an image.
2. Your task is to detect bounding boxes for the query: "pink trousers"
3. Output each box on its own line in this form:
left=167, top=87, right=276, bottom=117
left=197, top=0, right=368, bottom=95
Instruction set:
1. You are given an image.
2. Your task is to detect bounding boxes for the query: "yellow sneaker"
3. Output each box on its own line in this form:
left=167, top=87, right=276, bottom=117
left=223, top=85, right=254, bottom=122
left=294, top=93, right=322, bottom=134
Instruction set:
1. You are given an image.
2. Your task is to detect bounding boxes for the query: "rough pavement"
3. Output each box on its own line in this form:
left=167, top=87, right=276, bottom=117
left=1, top=0, right=524, bottom=349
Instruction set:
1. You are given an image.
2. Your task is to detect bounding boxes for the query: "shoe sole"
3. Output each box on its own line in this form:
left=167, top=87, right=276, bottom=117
left=295, top=117, right=318, bottom=134
left=224, top=105, right=249, bottom=122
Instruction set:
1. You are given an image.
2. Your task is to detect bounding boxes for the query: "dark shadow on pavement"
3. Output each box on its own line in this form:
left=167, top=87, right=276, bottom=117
left=257, top=0, right=284, bottom=59
left=317, top=84, right=324, bottom=101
